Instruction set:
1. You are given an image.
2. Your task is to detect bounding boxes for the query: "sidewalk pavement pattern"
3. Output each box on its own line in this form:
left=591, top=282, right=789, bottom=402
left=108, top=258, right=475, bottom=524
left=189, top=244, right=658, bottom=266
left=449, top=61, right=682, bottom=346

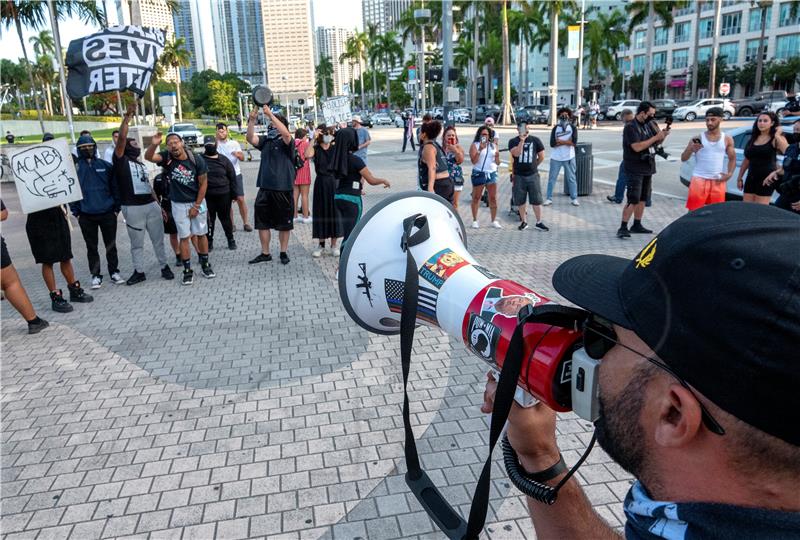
left=1, top=154, right=688, bottom=539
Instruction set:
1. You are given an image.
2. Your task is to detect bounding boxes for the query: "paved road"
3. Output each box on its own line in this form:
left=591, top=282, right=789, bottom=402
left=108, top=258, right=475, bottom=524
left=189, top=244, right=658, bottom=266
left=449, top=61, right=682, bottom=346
left=1, top=142, right=692, bottom=539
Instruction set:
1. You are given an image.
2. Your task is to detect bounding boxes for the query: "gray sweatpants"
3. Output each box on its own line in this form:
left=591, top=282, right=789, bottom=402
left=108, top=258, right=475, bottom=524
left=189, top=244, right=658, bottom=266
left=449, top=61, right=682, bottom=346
left=121, top=202, right=167, bottom=272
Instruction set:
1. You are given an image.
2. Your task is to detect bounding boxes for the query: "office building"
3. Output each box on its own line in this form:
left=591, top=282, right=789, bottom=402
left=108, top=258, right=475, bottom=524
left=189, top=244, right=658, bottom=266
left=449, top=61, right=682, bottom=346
left=260, top=0, right=315, bottom=95
left=172, top=0, right=206, bottom=81
left=362, top=0, right=387, bottom=34
left=212, top=0, right=265, bottom=87
left=316, top=27, right=355, bottom=97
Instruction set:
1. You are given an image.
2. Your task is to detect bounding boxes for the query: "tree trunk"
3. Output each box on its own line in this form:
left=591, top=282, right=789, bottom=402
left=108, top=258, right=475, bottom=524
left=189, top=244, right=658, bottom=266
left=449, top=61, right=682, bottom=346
left=15, top=17, right=45, bottom=134
left=175, top=68, right=183, bottom=121
left=472, top=6, right=479, bottom=120
left=149, top=84, right=157, bottom=126
left=642, top=1, right=655, bottom=99
left=500, top=1, right=513, bottom=125
left=486, top=65, right=493, bottom=104
left=359, top=58, right=366, bottom=110
left=322, top=72, right=328, bottom=99
left=46, top=84, right=54, bottom=116
left=754, top=4, right=768, bottom=94
left=372, top=66, right=378, bottom=107
left=385, top=61, right=392, bottom=107
left=690, top=0, right=702, bottom=99
left=548, top=8, right=558, bottom=127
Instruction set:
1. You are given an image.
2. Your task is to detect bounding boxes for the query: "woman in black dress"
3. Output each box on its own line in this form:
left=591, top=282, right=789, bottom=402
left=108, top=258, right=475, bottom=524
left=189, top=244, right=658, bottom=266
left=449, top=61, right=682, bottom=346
left=737, top=112, right=788, bottom=205
left=306, top=124, right=341, bottom=257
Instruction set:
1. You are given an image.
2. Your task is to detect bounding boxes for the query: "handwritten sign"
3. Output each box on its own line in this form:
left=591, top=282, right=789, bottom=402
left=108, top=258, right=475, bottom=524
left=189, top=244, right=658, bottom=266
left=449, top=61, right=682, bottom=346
left=9, top=139, right=82, bottom=214
left=322, top=96, right=352, bottom=126
left=66, top=26, right=166, bottom=98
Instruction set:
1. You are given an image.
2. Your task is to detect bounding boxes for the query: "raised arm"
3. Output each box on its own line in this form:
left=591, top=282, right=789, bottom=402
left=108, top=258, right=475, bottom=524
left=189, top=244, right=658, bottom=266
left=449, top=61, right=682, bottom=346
left=115, top=100, right=138, bottom=158
left=144, top=132, right=164, bottom=164
left=264, top=106, right=292, bottom=145
left=246, top=108, right=261, bottom=147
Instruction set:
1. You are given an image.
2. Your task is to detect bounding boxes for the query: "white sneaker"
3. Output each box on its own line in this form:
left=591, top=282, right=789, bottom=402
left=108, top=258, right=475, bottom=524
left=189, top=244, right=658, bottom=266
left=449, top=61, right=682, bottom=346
left=543, top=199, right=553, bottom=206
left=312, top=247, right=323, bottom=258
left=90, top=275, right=102, bottom=289
left=303, top=216, right=313, bottom=224
left=471, top=221, right=480, bottom=229
left=332, top=247, right=341, bottom=257
left=571, top=199, right=580, bottom=206
left=110, top=272, right=125, bottom=285
left=293, top=216, right=303, bottom=222
left=491, top=220, right=502, bottom=229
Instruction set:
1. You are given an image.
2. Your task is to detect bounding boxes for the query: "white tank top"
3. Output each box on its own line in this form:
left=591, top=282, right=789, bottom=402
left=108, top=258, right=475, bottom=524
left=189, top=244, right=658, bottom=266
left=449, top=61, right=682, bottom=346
left=472, top=142, right=498, bottom=173
left=693, top=131, right=727, bottom=179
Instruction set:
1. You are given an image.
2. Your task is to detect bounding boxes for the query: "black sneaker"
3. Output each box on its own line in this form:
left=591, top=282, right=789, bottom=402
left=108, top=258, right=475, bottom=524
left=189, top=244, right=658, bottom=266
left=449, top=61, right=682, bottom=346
left=249, top=253, right=272, bottom=264
left=617, top=227, right=631, bottom=239
left=630, top=224, right=653, bottom=234
left=228, top=239, right=237, bottom=250
left=182, top=268, right=194, bottom=285
left=126, top=271, right=146, bottom=285
left=518, top=222, right=528, bottom=231
left=280, top=252, right=290, bottom=265
left=50, top=290, right=74, bottom=313
left=201, top=263, right=216, bottom=279
left=161, top=265, right=175, bottom=280
left=534, top=222, right=550, bottom=232
left=68, top=282, right=94, bottom=303
left=606, top=195, right=621, bottom=204
left=175, top=254, right=182, bottom=267
left=27, top=317, right=49, bottom=334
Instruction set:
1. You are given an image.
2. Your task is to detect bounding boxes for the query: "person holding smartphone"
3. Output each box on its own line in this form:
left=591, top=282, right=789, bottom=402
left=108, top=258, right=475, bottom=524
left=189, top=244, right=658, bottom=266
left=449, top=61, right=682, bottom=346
left=442, top=125, right=465, bottom=209
left=509, top=122, right=548, bottom=231
left=469, top=124, right=502, bottom=228
left=680, top=108, right=736, bottom=212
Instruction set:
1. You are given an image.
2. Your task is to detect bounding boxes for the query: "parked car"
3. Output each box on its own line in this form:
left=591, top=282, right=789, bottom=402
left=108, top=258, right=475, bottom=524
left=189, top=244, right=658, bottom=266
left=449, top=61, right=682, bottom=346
left=673, top=98, right=734, bottom=121
left=605, top=100, right=642, bottom=121
left=167, top=123, right=203, bottom=147
left=525, top=105, right=550, bottom=124
left=475, top=104, right=501, bottom=122
left=731, top=90, right=787, bottom=117
left=652, top=99, right=679, bottom=119
left=447, top=108, right=471, bottom=123
left=678, top=115, right=798, bottom=202
left=373, top=113, right=393, bottom=125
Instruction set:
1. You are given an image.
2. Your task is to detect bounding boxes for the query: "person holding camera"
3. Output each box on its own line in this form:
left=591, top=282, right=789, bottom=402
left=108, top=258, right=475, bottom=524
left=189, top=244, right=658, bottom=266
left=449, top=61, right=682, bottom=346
left=763, top=118, right=800, bottom=214
left=482, top=201, right=800, bottom=539
left=617, top=101, right=668, bottom=239
left=680, top=108, right=736, bottom=212
left=509, top=122, right=548, bottom=231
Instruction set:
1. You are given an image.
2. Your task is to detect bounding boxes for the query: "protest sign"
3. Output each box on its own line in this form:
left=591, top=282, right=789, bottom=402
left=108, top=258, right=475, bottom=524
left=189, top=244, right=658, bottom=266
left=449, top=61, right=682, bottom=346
left=322, top=96, right=353, bottom=126
left=9, top=139, right=82, bottom=214
left=66, top=26, right=166, bottom=98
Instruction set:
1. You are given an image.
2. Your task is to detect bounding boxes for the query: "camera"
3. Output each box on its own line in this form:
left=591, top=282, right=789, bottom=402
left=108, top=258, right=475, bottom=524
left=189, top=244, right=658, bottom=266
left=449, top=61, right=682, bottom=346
left=649, top=117, right=670, bottom=160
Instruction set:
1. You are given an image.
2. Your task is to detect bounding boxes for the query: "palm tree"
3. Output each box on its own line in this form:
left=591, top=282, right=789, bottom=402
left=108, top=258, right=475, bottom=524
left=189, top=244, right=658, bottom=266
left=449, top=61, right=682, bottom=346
left=508, top=2, right=543, bottom=107
left=454, top=33, right=473, bottom=107
left=348, top=31, right=369, bottom=110
left=316, top=55, right=334, bottom=99
left=29, top=29, right=54, bottom=56
left=583, top=9, right=629, bottom=91
left=33, top=55, right=57, bottom=115
left=371, top=31, right=403, bottom=107
left=160, top=37, right=191, bottom=121
left=539, top=1, right=578, bottom=125
left=339, top=40, right=358, bottom=102
left=366, top=23, right=379, bottom=107
left=500, top=1, right=513, bottom=125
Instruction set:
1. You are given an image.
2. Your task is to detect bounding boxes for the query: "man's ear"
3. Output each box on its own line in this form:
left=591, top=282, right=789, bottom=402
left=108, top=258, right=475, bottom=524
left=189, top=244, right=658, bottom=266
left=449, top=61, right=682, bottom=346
left=653, top=384, right=704, bottom=448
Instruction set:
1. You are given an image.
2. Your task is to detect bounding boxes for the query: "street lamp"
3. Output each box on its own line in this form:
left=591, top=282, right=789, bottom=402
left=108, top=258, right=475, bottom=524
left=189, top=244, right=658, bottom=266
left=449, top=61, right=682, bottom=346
left=414, top=8, right=431, bottom=113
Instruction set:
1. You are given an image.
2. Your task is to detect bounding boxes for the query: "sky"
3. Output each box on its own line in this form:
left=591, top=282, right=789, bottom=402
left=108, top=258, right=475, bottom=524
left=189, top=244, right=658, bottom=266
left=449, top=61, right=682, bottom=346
left=1, top=0, right=363, bottom=63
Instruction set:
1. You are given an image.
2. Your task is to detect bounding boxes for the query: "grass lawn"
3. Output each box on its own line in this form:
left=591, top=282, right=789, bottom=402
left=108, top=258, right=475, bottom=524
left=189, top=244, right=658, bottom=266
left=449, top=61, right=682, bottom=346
left=2, top=125, right=249, bottom=145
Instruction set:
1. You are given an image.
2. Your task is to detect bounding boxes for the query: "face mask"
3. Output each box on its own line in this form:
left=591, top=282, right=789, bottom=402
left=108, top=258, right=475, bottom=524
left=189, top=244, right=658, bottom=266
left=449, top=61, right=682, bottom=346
left=204, top=144, right=217, bottom=156
left=266, top=126, right=280, bottom=139
left=559, top=118, right=569, bottom=127
left=79, top=147, right=95, bottom=159
left=323, top=135, right=334, bottom=144
left=125, top=145, right=141, bottom=159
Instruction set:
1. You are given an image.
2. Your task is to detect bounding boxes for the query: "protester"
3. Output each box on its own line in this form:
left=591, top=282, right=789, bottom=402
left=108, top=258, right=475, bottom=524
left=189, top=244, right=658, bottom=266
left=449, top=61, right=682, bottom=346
left=402, top=112, right=416, bottom=152
left=331, top=127, right=390, bottom=243
left=293, top=128, right=312, bottom=223
left=307, top=125, right=341, bottom=257
left=72, top=130, right=92, bottom=157
left=680, top=107, right=736, bottom=212
left=246, top=105, right=296, bottom=265
left=146, top=131, right=213, bottom=284
left=201, top=135, right=237, bottom=251
left=5, top=131, right=15, bottom=144
left=482, top=202, right=800, bottom=540
left=737, top=111, right=788, bottom=205
left=783, top=92, right=800, bottom=117
left=545, top=108, right=579, bottom=207
left=442, top=125, right=465, bottom=209
left=469, top=124, right=501, bottom=228
left=352, top=116, right=371, bottom=164
left=70, top=134, right=124, bottom=289
left=617, top=101, right=668, bottom=238
left=113, top=101, right=173, bottom=284
left=763, top=119, right=800, bottom=213
left=215, top=122, right=252, bottom=232
left=509, top=122, right=548, bottom=231
left=590, top=101, right=600, bottom=129
left=103, top=130, right=119, bottom=163
left=1, top=200, right=48, bottom=334
left=607, top=110, right=635, bottom=204
left=153, top=173, right=182, bottom=266
left=418, top=120, right=454, bottom=203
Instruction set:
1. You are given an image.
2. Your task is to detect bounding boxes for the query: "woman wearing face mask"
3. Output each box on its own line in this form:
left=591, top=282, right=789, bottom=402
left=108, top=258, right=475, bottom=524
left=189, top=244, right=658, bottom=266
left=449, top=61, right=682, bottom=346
left=306, top=125, right=341, bottom=257
left=293, top=128, right=312, bottom=223
left=443, top=125, right=465, bottom=209
left=737, top=111, right=789, bottom=205
left=469, top=124, right=502, bottom=228
left=201, top=135, right=237, bottom=251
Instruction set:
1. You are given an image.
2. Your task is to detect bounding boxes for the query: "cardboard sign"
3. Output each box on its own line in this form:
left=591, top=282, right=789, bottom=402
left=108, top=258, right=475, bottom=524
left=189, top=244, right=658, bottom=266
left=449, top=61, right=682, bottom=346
left=9, top=139, right=83, bottom=214
left=322, top=96, right=352, bottom=126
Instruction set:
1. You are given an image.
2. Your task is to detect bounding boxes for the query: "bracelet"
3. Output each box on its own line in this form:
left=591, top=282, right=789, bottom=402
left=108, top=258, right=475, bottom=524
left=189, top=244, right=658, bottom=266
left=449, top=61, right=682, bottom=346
left=509, top=446, right=567, bottom=483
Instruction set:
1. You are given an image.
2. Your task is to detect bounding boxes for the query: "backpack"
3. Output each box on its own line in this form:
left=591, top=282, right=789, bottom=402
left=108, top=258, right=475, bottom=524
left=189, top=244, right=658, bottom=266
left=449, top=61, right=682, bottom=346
left=292, top=141, right=305, bottom=170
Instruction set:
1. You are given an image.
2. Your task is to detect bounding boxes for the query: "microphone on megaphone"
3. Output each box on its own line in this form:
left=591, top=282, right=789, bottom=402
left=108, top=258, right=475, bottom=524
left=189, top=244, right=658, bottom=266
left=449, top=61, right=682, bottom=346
left=339, top=193, right=599, bottom=539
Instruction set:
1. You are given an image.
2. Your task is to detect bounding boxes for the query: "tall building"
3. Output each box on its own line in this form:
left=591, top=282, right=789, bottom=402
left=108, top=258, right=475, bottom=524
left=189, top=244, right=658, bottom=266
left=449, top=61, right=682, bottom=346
left=172, top=0, right=206, bottom=81
left=316, top=27, right=355, bottom=97
left=261, top=0, right=315, bottom=95
left=212, top=0, right=265, bottom=87
left=386, top=0, right=413, bottom=30
left=362, top=0, right=386, bottom=33
left=125, top=0, right=177, bottom=81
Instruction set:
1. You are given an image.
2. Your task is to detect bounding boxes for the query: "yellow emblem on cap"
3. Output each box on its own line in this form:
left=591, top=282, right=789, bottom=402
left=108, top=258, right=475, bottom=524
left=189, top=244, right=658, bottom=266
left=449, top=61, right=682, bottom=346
left=635, top=238, right=657, bottom=268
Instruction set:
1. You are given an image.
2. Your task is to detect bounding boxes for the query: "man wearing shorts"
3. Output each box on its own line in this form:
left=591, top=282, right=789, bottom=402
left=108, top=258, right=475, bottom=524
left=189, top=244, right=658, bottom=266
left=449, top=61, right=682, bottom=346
left=245, top=105, right=296, bottom=265
left=216, top=122, right=252, bottom=231
left=508, top=122, right=549, bottom=231
left=146, top=132, right=214, bottom=284
left=681, top=107, right=735, bottom=212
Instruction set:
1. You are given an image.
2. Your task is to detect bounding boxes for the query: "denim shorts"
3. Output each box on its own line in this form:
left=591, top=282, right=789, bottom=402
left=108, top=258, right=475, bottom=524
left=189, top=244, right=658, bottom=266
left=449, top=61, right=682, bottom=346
left=471, top=170, right=498, bottom=187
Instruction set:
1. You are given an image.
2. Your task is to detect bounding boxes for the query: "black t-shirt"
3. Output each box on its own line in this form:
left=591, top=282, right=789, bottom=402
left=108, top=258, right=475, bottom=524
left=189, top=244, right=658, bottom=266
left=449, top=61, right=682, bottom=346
left=336, top=154, right=366, bottom=196
left=204, top=154, right=237, bottom=196
left=113, top=153, right=155, bottom=206
left=508, top=135, right=545, bottom=175
left=623, top=119, right=657, bottom=176
left=158, top=150, right=208, bottom=203
left=254, top=135, right=295, bottom=191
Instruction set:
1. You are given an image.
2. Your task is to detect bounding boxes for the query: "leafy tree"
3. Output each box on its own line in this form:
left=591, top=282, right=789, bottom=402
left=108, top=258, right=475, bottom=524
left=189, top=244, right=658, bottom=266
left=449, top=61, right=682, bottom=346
left=207, top=80, right=238, bottom=118
left=582, top=9, right=629, bottom=87
left=765, top=57, right=800, bottom=89
left=316, top=55, right=333, bottom=98
left=370, top=31, right=403, bottom=107
left=159, top=37, right=191, bottom=120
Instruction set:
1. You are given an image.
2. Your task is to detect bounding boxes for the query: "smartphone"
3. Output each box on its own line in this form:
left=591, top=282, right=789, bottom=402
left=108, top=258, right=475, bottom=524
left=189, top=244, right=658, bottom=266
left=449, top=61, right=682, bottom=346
left=692, top=137, right=702, bottom=145
left=518, top=126, right=527, bottom=136
left=481, top=136, right=488, bottom=144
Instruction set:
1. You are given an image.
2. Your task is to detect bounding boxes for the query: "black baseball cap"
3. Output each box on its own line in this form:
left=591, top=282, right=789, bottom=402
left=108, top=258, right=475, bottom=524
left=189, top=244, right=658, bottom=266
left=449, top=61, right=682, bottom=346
left=553, top=202, right=800, bottom=446
left=203, top=135, right=215, bottom=145
left=705, top=107, right=724, bottom=118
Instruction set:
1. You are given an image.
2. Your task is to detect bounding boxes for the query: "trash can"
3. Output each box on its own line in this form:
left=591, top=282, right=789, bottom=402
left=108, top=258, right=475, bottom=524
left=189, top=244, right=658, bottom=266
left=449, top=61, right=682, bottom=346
left=563, top=142, right=593, bottom=196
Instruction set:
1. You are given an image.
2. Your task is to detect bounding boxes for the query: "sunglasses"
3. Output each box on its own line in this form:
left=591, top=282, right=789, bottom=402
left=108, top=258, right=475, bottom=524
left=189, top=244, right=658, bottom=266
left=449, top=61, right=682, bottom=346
left=582, top=316, right=725, bottom=436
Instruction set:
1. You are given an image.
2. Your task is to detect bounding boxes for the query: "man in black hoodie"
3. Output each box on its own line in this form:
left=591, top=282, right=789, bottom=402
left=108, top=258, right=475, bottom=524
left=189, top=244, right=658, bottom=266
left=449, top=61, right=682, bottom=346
left=201, top=135, right=237, bottom=250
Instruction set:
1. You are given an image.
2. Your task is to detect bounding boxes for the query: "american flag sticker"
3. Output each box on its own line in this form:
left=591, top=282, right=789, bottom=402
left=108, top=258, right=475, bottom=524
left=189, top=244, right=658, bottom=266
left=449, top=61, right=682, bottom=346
left=384, top=279, right=439, bottom=325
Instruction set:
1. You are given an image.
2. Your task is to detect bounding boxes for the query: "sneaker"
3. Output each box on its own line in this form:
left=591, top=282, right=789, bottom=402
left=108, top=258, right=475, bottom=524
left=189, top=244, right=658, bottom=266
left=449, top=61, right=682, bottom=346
left=491, top=220, right=502, bottom=229
left=228, top=239, right=237, bottom=250
left=175, top=254, right=182, bottom=267
left=630, top=224, right=653, bottom=234
left=542, top=199, right=553, bottom=206
left=68, top=282, right=93, bottom=303
left=534, top=222, right=550, bottom=232
left=201, top=263, right=216, bottom=278
left=249, top=253, right=272, bottom=264
left=110, top=272, right=125, bottom=285
left=280, top=252, right=290, bottom=265
left=303, top=216, right=313, bottom=224
left=293, top=216, right=303, bottom=223
left=243, top=224, right=254, bottom=232
left=331, top=247, right=341, bottom=257
left=50, top=290, right=74, bottom=313
left=571, top=199, right=580, bottom=206
left=161, top=265, right=175, bottom=280
left=617, top=227, right=631, bottom=239
left=182, top=268, right=194, bottom=285
left=90, top=275, right=102, bottom=289
left=606, top=195, right=621, bottom=204
left=312, top=247, right=323, bottom=258
left=518, top=222, right=528, bottom=231
left=471, top=221, right=479, bottom=229
left=27, top=317, right=49, bottom=334
left=126, top=271, right=146, bottom=285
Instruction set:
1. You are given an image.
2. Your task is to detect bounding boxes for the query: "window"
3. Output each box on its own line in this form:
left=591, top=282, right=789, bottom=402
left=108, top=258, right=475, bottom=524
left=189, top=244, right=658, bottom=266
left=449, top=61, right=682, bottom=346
left=748, top=6, right=772, bottom=32
left=652, top=51, right=667, bottom=70
left=779, top=2, right=799, bottom=26
left=634, top=55, right=646, bottom=72
left=634, top=30, right=646, bottom=49
left=672, top=49, right=689, bottom=69
left=745, top=39, right=768, bottom=62
left=654, top=27, right=669, bottom=46
left=699, top=18, right=714, bottom=39
left=721, top=12, right=741, bottom=35
left=719, top=42, right=740, bottom=64
left=675, top=2, right=695, bottom=17
left=775, top=34, right=799, bottom=59
left=698, top=46, right=713, bottom=63
left=674, top=22, right=690, bottom=43
left=702, top=1, right=714, bottom=11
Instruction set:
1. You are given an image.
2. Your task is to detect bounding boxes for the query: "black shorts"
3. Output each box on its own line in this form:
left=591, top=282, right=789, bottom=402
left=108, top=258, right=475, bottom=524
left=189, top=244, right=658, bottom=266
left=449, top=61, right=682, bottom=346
left=626, top=173, right=652, bottom=205
left=160, top=201, right=177, bottom=235
left=1, top=237, right=11, bottom=269
left=254, top=189, right=294, bottom=231
left=25, top=207, right=73, bottom=264
left=512, top=173, right=543, bottom=206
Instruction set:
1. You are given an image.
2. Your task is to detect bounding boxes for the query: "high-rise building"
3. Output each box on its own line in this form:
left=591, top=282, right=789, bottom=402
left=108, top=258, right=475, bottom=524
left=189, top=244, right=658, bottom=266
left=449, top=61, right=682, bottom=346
left=386, top=0, right=413, bottom=31
left=212, top=0, right=265, bottom=87
left=362, top=0, right=386, bottom=34
left=125, top=0, right=178, bottom=81
left=260, top=0, right=315, bottom=95
left=316, top=27, right=355, bottom=97
left=172, top=0, right=206, bottom=81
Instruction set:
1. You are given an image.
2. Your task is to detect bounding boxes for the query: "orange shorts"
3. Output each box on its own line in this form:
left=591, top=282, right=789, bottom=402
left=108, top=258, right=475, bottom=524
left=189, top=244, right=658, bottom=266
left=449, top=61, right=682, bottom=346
left=686, top=176, right=726, bottom=211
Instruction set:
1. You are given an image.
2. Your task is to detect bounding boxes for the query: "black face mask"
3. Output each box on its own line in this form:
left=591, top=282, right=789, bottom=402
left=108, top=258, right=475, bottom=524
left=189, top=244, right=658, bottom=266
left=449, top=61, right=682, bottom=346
left=266, top=126, right=280, bottom=140
left=125, top=145, right=141, bottom=159
left=79, top=147, right=95, bottom=160
left=204, top=144, right=217, bottom=156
